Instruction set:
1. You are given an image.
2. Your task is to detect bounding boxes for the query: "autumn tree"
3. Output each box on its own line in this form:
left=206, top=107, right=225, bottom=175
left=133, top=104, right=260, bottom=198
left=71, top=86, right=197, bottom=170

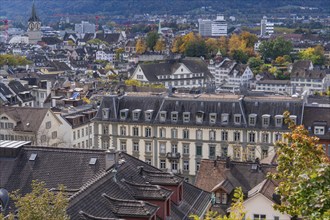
left=135, top=38, right=147, bottom=54
left=298, top=45, right=325, bottom=65
left=171, top=36, right=184, bottom=53
left=190, top=187, right=246, bottom=220
left=3, top=180, right=69, bottom=220
left=146, top=31, right=159, bottom=51
left=248, top=56, right=264, bottom=74
left=268, top=111, right=330, bottom=220
left=0, top=54, right=31, bottom=67
left=154, top=38, right=166, bottom=52
left=205, top=38, right=219, bottom=56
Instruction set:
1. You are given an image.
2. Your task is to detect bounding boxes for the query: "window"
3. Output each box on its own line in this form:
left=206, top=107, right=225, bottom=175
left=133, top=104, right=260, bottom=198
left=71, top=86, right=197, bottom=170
left=120, top=141, right=127, bottom=151
left=249, top=114, right=257, bottom=126
left=46, top=121, right=51, bottom=129
left=41, top=135, right=47, bottom=143
left=314, top=126, right=325, bottom=135
left=196, top=145, right=202, bottom=156
left=82, top=129, right=84, bottom=137
left=73, top=131, right=76, bottom=140
left=159, top=143, right=166, bottom=154
left=249, top=132, right=256, bottom=143
left=234, top=114, right=241, bottom=125
left=120, top=109, right=128, bottom=120
left=262, top=133, right=269, bottom=143
left=209, top=145, right=215, bottom=158
left=171, top=112, right=178, bottom=123
left=160, top=159, right=166, bottom=169
left=209, top=113, right=217, bottom=124
left=196, top=130, right=203, bottom=140
left=196, top=161, right=200, bottom=171
left=145, top=127, right=151, bottom=137
left=248, top=147, right=255, bottom=161
left=275, top=115, right=283, bottom=127
left=133, top=109, right=141, bottom=121
left=171, top=144, right=178, bottom=153
left=234, top=146, right=241, bottom=159
left=221, top=193, right=227, bottom=204
left=221, top=131, right=228, bottom=141
left=275, top=133, right=282, bottom=142
left=171, top=161, right=178, bottom=172
left=82, top=141, right=84, bottom=148
left=183, top=160, right=189, bottom=171
left=196, top=111, right=204, bottom=124
left=234, top=131, right=240, bottom=142
left=102, top=125, right=108, bottom=135
left=133, top=127, right=139, bottom=136
left=52, top=131, right=57, bottom=139
left=145, top=142, right=152, bottom=152
left=145, top=110, right=153, bottom=121
left=221, top=114, right=229, bottom=124
left=77, top=130, right=80, bottom=138
left=221, top=146, right=228, bottom=157
left=171, top=129, right=178, bottom=138
left=289, top=115, right=297, bottom=124
left=159, top=128, right=166, bottom=138
left=133, top=141, right=139, bottom=151
left=183, top=112, right=190, bottom=123
left=159, top=111, right=167, bottom=122
left=253, top=214, right=266, bottom=220
left=86, top=127, right=88, bottom=135
left=262, top=149, right=268, bottom=159
left=274, top=217, right=279, bottom=220
left=209, top=130, right=216, bottom=141
left=183, top=144, right=189, bottom=155
left=183, top=129, right=189, bottom=139
left=262, top=115, right=270, bottom=127
left=120, top=126, right=126, bottom=136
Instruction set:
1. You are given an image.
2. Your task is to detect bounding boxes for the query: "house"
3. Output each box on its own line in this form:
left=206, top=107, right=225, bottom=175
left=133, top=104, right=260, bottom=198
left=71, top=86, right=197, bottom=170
left=289, top=60, right=329, bottom=94
left=7, top=80, right=35, bottom=107
left=0, top=142, right=211, bottom=219
left=131, top=58, right=213, bottom=89
left=255, top=80, right=291, bottom=94
left=0, top=106, right=64, bottom=147
left=95, top=49, right=116, bottom=63
left=92, top=92, right=303, bottom=182
left=194, top=158, right=286, bottom=218
left=0, top=83, right=20, bottom=106
left=208, top=59, right=254, bottom=91
left=125, top=39, right=136, bottom=53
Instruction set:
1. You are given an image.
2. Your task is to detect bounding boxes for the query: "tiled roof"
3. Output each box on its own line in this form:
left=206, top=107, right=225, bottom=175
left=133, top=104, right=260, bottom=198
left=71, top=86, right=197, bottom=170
left=8, top=80, right=34, bottom=102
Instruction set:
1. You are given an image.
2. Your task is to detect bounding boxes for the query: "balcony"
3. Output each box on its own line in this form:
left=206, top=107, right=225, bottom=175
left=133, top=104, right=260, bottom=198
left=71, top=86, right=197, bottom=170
left=166, top=152, right=181, bottom=160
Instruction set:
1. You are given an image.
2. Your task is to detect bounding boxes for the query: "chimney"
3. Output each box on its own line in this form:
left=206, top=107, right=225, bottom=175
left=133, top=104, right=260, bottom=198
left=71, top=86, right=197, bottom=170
left=225, top=156, right=231, bottom=169
left=105, top=149, right=116, bottom=171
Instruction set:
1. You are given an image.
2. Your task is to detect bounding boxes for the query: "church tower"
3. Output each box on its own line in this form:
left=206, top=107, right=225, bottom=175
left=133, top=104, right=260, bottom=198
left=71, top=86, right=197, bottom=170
left=27, top=1, right=42, bottom=44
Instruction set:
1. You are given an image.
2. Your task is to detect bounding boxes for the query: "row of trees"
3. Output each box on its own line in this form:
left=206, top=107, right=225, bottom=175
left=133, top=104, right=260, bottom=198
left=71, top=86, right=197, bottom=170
left=136, top=32, right=166, bottom=54
left=0, top=54, right=31, bottom=67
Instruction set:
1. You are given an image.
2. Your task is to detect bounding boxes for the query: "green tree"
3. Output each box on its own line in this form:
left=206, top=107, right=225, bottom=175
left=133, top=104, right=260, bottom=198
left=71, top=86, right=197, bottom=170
left=248, top=57, right=264, bottom=74
left=268, top=111, right=330, bottom=220
left=0, top=54, right=31, bottom=67
left=184, top=40, right=207, bottom=57
left=259, top=37, right=292, bottom=62
left=146, top=31, right=159, bottom=51
left=205, top=38, right=219, bottom=56
left=232, top=49, right=249, bottom=64
left=86, top=38, right=109, bottom=46
left=190, top=187, right=246, bottom=220
left=298, top=45, right=325, bottom=65
left=5, top=180, right=69, bottom=220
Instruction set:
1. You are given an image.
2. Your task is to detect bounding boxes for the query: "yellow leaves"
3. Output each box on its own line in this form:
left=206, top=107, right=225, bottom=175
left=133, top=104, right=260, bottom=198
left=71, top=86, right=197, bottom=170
left=135, top=38, right=147, bottom=54
left=154, top=38, right=165, bottom=52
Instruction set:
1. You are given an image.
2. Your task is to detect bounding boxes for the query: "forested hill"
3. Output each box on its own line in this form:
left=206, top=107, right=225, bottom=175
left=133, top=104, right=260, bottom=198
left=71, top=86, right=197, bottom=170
left=1, top=0, right=329, bottom=23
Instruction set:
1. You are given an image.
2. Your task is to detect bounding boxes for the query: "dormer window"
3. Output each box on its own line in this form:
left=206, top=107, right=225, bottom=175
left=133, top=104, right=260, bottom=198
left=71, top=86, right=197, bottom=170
left=209, top=113, right=217, bottom=124
left=183, top=112, right=190, bottom=123
left=159, top=111, right=167, bottom=122
left=196, top=111, right=204, bottom=124
left=262, top=114, right=271, bottom=127
left=171, top=111, right=178, bottom=123
left=132, top=109, right=141, bottom=121
left=120, top=109, right=129, bottom=120
left=221, top=113, right=229, bottom=124
left=234, top=114, right=241, bottom=125
left=102, top=108, right=109, bottom=120
left=145, top=110, right=153, bottom=122
left=275, top=115, right=283, bottom=127
left=289, top=115, right=297, bottom=125
left=314, top=126, right=325, bottom=135
left=249, top=114, right=257, bottom=126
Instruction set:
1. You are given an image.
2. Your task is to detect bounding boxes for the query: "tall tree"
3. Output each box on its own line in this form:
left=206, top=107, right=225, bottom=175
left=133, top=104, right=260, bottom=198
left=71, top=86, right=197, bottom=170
left=298, top=45, right=325, bottom=65
left=7, top=180, right=69, bottom=220
left=205, top=38, right=219, bottom=56
left=268, top=111, right=330, bottom=220
left=146, top=31, right=159, bottom=51
left=259, top=37, right=292, bottom=62
left=154, top=38, right=166, bottom=52
left=171, top=36, right=183, bottom=53
left=135, top=38, right=147, bottom=54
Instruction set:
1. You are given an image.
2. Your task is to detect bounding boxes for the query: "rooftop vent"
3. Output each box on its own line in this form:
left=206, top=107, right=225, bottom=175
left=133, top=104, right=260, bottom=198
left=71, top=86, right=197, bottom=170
left=89, top=157, right=97, bottom=165
left=29, top=153, right=37, bottom=161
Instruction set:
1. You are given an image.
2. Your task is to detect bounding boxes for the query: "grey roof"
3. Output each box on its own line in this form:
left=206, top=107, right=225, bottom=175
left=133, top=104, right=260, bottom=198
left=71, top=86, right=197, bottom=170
left=8, top=81, right=34, bottom=102
left=303, top=105, right=330, bottom=140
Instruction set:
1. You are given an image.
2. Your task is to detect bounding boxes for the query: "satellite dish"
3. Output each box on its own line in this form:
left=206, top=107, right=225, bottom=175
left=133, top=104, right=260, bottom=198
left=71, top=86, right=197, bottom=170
left=0, top=188, right=9, bottom=212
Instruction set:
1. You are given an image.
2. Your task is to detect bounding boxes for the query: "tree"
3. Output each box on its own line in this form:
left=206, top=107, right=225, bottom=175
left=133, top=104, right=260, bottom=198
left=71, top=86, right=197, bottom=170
left=248, top=57, right=264, bottom=74
left=0, top=54, right=31, bottom=67
left=298, top=45, right=325, bottom=65
left=205, top=38, right=219, bottom=56
left=135, top=38, right=147, bottom=54
left=240, top=31, right=258, bottom=48
left=154, top=38, right=166, bottom=52
left=146, top=31, right=159, bottom=51
left=268, top=111, right=330, bottom=220
left=259, top=37, right=292, bottom=62
left=184, top=40, right=207, bottom=57
left=171, top=36, right=183, bottom=53
left=5, top=180, right=69, bottom=220
left=190, top=187, right=246, bottom=220
left=218, top=36, right=228, bottom=56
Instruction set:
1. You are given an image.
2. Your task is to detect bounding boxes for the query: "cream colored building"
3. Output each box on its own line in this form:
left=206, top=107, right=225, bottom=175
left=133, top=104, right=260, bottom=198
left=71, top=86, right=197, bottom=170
left=93, top=93, right=303, bottom=182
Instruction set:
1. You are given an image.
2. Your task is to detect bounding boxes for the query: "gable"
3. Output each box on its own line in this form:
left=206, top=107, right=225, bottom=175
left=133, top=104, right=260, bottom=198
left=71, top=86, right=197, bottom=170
left=131, top=65, right=149, bottom=82
left=173, top=63, right=192, bottom=75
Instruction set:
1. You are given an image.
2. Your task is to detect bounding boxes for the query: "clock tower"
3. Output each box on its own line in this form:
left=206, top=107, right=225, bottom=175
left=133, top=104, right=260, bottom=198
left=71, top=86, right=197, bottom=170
left=27, top=1, right=42, bottom=44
